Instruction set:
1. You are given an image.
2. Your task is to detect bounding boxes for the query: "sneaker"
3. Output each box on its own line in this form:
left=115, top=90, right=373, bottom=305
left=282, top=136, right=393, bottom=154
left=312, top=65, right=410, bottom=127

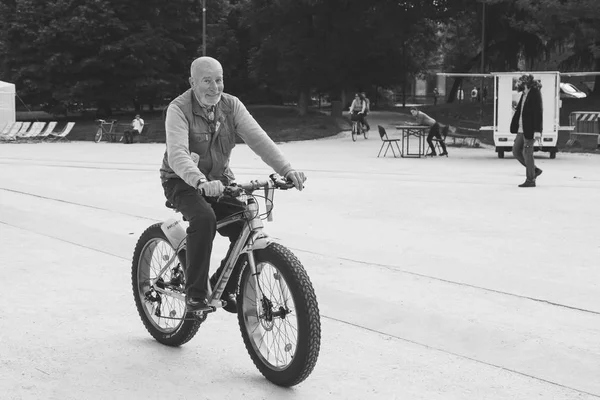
left=518, top=181, right=536, bottom=188
left=185, top=297, right=212, bottom=313
left=439, top=152, right=448, bottom=157
left=425, top=152, right=437, bottom=157
left=535, top=168, right=543, bottom=178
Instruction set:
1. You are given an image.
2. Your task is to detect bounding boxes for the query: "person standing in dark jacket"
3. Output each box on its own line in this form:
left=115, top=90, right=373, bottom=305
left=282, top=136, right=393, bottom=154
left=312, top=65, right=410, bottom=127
left=510, top=74, right=543, bottom=188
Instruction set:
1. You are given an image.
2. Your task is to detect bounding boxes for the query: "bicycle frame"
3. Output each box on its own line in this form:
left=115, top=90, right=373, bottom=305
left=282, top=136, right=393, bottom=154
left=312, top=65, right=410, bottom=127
left=208, top=212, right=270, bottom=308
left=156, top=185, right=279, bottom=312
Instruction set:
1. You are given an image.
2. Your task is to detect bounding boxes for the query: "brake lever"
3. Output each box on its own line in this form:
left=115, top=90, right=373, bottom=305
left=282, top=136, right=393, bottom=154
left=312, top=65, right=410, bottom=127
left=224, top=185, right=243, bottom=198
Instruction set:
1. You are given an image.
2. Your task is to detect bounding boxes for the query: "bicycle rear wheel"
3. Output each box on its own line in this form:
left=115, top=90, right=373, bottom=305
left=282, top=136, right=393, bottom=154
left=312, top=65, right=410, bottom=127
left=237, top=243, right=321, bottom=387
left=131, top=223, right=201, bottom=346
left=94, top=128, right=103, bottom=143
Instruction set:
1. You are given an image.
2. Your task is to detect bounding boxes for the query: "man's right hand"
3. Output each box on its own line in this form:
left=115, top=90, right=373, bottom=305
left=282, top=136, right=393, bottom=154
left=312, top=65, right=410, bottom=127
left=198, top=180, right=224, bottom=197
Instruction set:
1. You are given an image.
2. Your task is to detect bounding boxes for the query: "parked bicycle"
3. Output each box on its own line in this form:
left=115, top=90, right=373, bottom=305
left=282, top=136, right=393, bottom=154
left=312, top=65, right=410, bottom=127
left=131, top=174, right=321, bottom=387
left=94, top=119, right=118, bottom=143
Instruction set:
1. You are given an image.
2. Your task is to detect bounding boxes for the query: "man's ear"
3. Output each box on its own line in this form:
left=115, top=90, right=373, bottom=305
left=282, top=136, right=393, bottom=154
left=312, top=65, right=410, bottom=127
left=189, top=77, right=194, bottom=87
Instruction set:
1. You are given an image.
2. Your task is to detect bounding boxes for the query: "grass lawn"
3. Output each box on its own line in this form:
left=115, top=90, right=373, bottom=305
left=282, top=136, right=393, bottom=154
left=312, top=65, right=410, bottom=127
left=15, top=105, right=341, bottom=143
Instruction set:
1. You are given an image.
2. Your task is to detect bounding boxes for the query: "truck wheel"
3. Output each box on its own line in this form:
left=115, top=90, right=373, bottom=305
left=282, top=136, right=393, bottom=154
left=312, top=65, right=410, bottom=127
left=497, top=149, right=504, bottom=159
left=549, top=149, right=556, bottom=159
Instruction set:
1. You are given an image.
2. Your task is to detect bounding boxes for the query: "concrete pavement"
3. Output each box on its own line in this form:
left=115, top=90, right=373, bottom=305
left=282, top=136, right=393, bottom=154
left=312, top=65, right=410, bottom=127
left=1, top=115, right=599, bottom=399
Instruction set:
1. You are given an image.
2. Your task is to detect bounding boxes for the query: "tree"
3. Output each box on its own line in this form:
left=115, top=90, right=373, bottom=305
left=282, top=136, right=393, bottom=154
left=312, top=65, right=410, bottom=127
left=240, top=0, right=444, bottom=114
left=0, top=0, right=213, bottom=112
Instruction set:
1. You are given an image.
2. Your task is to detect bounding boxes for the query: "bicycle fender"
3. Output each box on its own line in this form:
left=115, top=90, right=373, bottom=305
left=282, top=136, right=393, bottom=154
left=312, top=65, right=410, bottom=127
left=250, top=237, right=271, bottom=250
left=161, top=218, right=187, bottom=250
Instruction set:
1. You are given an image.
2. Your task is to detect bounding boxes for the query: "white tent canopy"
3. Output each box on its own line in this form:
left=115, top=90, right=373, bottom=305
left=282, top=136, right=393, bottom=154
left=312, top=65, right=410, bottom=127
left=0, top=80, right=16, bottom=125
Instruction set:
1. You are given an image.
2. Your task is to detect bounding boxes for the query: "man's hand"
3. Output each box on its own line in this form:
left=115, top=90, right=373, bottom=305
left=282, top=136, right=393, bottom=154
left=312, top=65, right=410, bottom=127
left=285, top=170, right=307, bottom=191
left=198, top=180, right=224, bottom=197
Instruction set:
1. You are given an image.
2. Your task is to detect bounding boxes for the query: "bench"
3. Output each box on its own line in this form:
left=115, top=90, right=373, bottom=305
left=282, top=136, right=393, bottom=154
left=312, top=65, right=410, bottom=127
left=107, top=123, right=151, bottom=143
left=443, top=126, right=483, bottom=147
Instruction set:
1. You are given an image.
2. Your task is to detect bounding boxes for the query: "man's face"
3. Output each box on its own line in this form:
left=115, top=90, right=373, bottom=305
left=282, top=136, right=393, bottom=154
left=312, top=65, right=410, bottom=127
left=190, top=63, right=224, bottom=106
left=410, top=109, right=418, bottom=117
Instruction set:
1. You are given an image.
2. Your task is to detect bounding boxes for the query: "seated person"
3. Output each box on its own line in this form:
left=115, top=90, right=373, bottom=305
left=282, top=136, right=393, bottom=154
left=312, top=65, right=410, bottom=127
left=409, top=107, right=448, bottom=156
left=124, top=114, right=145, bottom=144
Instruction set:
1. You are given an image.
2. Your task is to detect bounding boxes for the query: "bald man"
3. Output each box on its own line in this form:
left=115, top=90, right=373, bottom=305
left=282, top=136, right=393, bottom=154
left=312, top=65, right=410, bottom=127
left=160, top=57, right=307, bottom=312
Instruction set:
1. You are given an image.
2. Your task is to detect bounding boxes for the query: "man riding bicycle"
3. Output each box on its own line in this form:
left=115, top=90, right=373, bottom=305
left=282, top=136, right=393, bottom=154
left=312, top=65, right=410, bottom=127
left=160, top=56, right=306, bottom=313
left=348, top=93, right=369, bottom=131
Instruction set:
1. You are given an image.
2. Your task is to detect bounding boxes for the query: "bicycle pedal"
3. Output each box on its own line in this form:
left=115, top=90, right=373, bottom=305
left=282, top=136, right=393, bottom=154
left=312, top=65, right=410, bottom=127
left=192, top=305, right=216, bottom=316
left=208, top=299, right=227, bottom=309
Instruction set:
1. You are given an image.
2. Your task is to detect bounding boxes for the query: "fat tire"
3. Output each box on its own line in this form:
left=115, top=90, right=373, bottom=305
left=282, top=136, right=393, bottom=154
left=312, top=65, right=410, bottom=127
left=94, top=128, right=103, bottom=143
left=131, top=223, right=201, bottom=346
left=237, top=243, right=321, bottom=387
left=497, top=149, right=504, bottom=159
left=549, top=149, right=556, bottom=159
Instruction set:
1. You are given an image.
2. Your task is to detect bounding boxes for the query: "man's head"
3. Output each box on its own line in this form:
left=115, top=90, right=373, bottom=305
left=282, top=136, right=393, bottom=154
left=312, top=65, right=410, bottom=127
left=189, top=56, right=224, bottom=107
left=410, top=107, right=419, bottom=117
left=135, top=114, right=140, bottom=119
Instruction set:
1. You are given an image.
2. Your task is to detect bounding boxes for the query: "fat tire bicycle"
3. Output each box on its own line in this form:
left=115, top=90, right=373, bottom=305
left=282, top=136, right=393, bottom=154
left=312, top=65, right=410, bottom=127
left=131, top=174, right=321, bottom=387
left=94, top=119, right=118, bottom=143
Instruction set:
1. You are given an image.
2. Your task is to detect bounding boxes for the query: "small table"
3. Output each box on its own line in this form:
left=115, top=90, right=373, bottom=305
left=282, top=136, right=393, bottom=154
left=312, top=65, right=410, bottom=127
left=395, top=125, right=429, bottom=158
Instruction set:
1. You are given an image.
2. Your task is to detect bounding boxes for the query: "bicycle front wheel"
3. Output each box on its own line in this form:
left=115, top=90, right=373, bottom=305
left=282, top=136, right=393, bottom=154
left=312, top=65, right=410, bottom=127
left=351, top=123, right=357, bottom=142
left=94, top=128, right=103, bottom=143
left=237, top=243, right=321, bottom=387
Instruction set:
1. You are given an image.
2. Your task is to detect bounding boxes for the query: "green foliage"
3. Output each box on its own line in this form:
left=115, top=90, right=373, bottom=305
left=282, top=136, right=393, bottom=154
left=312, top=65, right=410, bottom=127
left=1, top=0, right=599, bottom=112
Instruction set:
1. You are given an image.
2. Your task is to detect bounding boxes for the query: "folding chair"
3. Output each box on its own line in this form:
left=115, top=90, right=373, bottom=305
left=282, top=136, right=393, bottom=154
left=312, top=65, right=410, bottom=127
left=21, top=122, right=47, bottom=139
left=432, top=124, right=449, bottom=156
left=47, top=121, right=75, bottom=142
left=14, top=121, right=32, bottom=139
left=377, top=125, right=402, bottom=158
left=0, top=122, right=13, bottom=137
left=37, top=121, right=58, bottom=139
left=1, top=121, right=24, bottom=141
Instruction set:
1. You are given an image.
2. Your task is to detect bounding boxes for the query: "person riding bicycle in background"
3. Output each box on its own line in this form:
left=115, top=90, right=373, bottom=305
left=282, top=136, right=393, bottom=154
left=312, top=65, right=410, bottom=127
left=348, top=93, right=369, bottom=132
left=160, top=56, right=307, bottom=313
left=360, top=92, right=371, bottom=131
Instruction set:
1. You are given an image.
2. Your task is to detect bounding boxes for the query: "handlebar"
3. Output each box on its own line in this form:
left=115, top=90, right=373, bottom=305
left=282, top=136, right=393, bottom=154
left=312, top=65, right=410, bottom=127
left=229, top=173, right=295, bottom=195
left=164, top=174, right=296, bottom=221
left=95, top=119, right=117, bottom=124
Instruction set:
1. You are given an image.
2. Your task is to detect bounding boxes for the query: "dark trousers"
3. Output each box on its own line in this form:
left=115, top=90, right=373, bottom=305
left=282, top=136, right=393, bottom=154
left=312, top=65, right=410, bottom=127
left=426, top=123, right=447, bottom=154
left=124, top=129, right=140, bottom=144
left=162, top=179, right=244, bottom=300
left=512, top=133, right=537, bottom=182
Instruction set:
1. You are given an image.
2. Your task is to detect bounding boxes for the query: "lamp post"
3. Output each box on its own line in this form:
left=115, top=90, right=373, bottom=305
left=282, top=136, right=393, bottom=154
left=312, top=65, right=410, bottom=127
left=479, top=0, right=486, bottom=120
left=202, top=0, right=207, bottom=56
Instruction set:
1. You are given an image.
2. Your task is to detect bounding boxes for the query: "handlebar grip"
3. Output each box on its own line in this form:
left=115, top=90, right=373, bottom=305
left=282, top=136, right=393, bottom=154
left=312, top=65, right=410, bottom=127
left=270, top=173, right=296, bottom=190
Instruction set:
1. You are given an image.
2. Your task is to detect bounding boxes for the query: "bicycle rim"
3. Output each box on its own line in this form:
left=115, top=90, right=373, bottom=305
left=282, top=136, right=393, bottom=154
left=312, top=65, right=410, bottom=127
left=352, top=124, right=357, bottom=141
left=136, top=237, right=186, bottom=333
left=241, top=261, right=299, bottom=370
left=94, top=128, right=103, bottom=143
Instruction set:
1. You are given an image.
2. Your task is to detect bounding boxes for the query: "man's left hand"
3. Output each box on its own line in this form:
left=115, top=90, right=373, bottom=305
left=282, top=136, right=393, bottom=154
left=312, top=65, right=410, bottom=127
left=285, top=170, right=307, bottom=191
